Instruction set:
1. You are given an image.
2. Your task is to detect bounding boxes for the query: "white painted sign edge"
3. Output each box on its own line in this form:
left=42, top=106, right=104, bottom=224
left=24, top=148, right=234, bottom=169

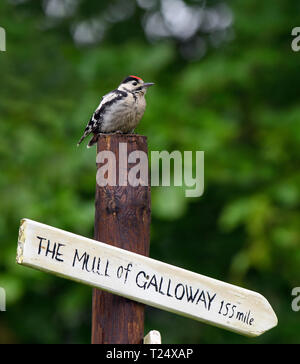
left=144, top=330, right=162, bottom=344
left=17, top=218, right=278, bottom=338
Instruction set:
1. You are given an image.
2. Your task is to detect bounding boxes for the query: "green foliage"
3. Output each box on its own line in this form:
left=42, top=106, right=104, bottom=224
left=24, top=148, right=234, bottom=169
left=0, top=0, right=299, bottom=343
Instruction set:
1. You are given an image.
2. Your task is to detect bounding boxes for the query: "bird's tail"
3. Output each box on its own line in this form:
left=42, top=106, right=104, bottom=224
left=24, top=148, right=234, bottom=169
left=77, top=124, right=93, bottom=147
left=77, top=134, right=86, bottom=147
left=87, top=134, right=99, bottom=148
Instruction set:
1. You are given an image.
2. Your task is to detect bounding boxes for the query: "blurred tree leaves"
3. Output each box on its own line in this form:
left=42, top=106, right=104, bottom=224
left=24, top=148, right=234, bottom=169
left=0, top=0, right=299, bottom=343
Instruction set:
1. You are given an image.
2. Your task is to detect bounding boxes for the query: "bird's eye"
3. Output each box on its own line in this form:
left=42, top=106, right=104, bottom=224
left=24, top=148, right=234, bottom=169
left=133, top=81, right=138, bottom=86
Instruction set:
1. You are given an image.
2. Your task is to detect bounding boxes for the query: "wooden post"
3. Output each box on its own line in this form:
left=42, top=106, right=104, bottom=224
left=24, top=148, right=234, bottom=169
left=92, top=134, right=151, bottom=344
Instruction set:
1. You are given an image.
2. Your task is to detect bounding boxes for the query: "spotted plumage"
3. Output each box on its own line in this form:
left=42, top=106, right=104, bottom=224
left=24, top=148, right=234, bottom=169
left=77, top=76, right=154, bottom=148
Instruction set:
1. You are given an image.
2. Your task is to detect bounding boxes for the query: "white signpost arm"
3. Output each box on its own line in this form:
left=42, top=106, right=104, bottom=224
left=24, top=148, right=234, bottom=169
left=17, top=218, right=277, bottom=338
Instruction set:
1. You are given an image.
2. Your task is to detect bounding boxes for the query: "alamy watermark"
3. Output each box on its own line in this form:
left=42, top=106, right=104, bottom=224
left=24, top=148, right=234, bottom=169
left=291, top=27, right=300, bottom=52
left=0, top=287, right=6, bottom=311
left=291, top=287, right=300, bottom=312
left=96, top=143, right=204, bottom=198
left=0, top=27, right=6, bottom=52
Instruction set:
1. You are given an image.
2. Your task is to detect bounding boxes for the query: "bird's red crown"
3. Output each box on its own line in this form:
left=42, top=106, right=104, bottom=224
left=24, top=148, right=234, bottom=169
left=129, top=75, right=143, bottom=81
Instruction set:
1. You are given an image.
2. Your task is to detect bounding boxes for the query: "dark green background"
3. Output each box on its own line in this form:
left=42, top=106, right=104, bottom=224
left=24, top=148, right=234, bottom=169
left=0, top=0, right=299, bottom=343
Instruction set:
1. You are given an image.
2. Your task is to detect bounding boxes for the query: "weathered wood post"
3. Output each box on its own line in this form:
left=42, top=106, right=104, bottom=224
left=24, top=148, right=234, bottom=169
left=92, top=134, right=151, bottom=344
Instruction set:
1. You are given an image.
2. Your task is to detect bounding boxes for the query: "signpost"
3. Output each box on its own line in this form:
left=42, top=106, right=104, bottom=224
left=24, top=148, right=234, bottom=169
left=17, top=218, right=277, bottom=338
left=16, top=134, right=278, bottom=343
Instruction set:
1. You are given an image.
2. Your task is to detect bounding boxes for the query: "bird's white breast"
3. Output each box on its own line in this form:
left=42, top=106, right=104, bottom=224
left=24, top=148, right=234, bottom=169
left=101, top=92, right=146, bottom=133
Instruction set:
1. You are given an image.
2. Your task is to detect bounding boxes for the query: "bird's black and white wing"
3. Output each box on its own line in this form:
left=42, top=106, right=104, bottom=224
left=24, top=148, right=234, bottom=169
left=77, top=91, right=117, bottom=146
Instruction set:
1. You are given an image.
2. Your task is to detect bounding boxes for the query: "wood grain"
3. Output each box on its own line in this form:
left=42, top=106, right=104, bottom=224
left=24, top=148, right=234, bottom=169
left=92, top=134, right=151, bottom=344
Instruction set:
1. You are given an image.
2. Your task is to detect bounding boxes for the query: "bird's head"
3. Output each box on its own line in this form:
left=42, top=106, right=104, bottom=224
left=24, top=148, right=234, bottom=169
left=118, top=75, right=154, bottom=94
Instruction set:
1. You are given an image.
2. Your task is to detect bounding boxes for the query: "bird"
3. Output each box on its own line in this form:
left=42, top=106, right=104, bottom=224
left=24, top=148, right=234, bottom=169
left=77, top=75, right=154, bottom=148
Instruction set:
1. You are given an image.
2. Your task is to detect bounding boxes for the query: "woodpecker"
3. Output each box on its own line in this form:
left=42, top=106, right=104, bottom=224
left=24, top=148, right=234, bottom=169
left=77, top=75, right=154, bottom=148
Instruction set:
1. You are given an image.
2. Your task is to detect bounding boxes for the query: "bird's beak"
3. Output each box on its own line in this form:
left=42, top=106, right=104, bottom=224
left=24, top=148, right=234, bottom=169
left=142, top=82, right=155, bottom=88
